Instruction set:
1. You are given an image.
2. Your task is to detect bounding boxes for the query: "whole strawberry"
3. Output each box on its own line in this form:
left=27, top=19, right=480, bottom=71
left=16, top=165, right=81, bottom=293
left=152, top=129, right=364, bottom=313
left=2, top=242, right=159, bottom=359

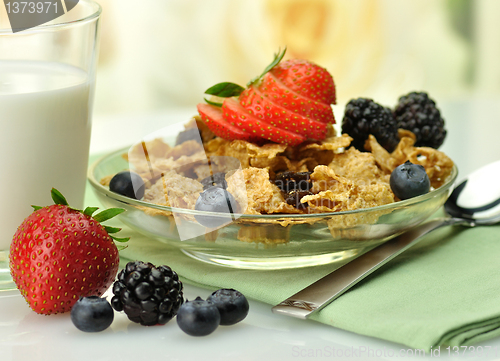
left=9, top=188, right=128, bottom=315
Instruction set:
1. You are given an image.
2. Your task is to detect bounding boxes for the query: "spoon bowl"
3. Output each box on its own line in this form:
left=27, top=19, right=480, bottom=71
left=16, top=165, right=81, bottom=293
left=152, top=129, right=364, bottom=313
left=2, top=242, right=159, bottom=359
left=273, top=159, right=500, bottom=319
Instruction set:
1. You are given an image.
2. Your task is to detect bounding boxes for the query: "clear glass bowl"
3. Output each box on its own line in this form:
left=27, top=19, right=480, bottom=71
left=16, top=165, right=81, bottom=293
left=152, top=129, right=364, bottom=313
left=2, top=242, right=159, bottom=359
left=88, top=147, right=458, bottom=270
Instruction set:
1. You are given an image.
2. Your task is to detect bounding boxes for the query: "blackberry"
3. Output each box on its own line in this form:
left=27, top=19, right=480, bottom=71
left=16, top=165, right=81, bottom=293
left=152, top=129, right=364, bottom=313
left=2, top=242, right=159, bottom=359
left=342, top=98, right=399, bottom=152
left=110, top=261, right=184, bottom=326
left=394, top=92, right=446, bottom=148
left=274, top=171, right=312, bottom=193
left=200, top=172, right=227, bottom=190
left=175, top=128, right=202, bottom=146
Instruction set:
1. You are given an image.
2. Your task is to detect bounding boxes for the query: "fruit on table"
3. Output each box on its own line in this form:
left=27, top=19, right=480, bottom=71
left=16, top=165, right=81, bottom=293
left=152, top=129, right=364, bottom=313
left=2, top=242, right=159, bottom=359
left=198, top=48, right=335, bottom=145
left=394, top=91, right=447, bottom=149
left=9, top=188, right=128, bottom=315
left=194, top=186, right=239, bottom=228
left=207, top=288, right=249, bottom=326
left=342, top=97, right=399, bottom=153
left=70, top=296, right=114, bottom=332
left=390, top=161, right=431, bottom=200
left=110, top=261, right=184, bottom=326
left=109, top=171, right=145, bottom=200
left=176, top=297, right=221, bottom=336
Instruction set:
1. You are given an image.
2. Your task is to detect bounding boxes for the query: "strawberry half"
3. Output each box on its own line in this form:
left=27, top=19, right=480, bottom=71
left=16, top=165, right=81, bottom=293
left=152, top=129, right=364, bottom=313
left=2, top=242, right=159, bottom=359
left=259, top=73, right=335, bottom=124
left=271, top=59, right=336, bottom=105
left=9, top=188, right=128, bottom=315
left=239, top=87, right=328, bottom=140
left=222, top=98, right=306, bottom=146
left=197, top=103, right=261, bottom=143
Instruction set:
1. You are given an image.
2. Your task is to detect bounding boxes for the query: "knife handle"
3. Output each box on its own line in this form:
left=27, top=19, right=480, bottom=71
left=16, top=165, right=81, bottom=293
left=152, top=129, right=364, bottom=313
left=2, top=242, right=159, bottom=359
left=271, top=217, right=460, bottom=319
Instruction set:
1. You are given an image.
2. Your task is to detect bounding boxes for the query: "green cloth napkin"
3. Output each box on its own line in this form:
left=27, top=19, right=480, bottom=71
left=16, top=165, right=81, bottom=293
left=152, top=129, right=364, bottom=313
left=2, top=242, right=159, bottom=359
left=86, top=155, right=500, bottom=352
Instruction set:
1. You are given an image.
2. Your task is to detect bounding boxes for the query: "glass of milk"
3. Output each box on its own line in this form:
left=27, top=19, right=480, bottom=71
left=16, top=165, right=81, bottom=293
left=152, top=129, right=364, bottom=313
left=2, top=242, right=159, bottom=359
left=0, top=1, right=101, bottom=290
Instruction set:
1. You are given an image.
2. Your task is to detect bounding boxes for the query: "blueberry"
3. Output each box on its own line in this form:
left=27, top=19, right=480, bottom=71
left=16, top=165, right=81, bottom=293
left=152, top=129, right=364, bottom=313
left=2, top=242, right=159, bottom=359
left=70, top=296, right=114, bottom=332
left=194, top=186, right=239, bottom=228
left=109, top=171, right=145, bottom=199
left=175, top=128, right=202, bottom=146
left=200, top=172, right=227, bottom=190
left=207, top=289, right=249, bottom=326
left=176, top=297, right=220, bottom=336
left=390, top=161, right=430, bottom=200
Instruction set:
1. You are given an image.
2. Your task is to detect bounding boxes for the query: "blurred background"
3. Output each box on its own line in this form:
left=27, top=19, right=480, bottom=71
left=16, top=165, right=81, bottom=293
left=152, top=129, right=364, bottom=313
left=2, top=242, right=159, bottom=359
left=90, top=0, right=500, bottom=178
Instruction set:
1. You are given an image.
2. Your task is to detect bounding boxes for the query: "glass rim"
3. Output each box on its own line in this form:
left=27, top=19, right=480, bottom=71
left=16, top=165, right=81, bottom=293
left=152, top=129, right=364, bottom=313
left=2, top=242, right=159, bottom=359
left=88, top=146, right=459, bottom=220
left=0, top=0, right=101, bottom=34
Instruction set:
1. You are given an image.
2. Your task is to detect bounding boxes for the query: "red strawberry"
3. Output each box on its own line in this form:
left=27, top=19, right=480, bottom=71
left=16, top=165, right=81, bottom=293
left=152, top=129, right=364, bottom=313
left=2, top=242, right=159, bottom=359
left=271, top=59, right=336, bottom=105
left=222, top=98, right=306, bottom=146
left=239, top=87, right=328, bottom=140
left=9, top=188, right=128, bottom=315
left=259, top=73, right=335, bottom=124
left=197, top=103, right=261, bottom=143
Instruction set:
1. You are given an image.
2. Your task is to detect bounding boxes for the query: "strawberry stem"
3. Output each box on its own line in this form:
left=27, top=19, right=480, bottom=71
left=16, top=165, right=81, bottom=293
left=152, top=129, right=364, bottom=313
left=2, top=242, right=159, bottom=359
left=246, top=46, right=287, bottom=87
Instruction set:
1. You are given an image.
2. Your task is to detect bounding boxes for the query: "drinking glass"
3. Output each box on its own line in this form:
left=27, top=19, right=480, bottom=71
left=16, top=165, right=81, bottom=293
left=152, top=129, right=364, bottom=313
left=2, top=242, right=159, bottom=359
left=0, top=0, right=101, bottom=291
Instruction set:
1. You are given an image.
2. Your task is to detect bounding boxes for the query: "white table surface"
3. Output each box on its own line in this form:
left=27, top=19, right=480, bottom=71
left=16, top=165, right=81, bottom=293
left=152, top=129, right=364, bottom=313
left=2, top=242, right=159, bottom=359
left=2, top=98, right=500, bottom=361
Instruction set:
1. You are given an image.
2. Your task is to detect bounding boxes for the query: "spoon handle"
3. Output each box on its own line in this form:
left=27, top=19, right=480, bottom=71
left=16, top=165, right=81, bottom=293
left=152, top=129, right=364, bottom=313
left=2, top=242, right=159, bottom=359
left=272, top=217, right=464, bottom=319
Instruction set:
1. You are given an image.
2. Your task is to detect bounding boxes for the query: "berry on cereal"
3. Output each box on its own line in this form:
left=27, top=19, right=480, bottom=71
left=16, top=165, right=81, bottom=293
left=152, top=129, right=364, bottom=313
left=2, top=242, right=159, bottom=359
left=394, top=91, right=447, bottom=149
left=390, top=161, right=431, bottom=200
left=109, top=170, right=145, bottom=200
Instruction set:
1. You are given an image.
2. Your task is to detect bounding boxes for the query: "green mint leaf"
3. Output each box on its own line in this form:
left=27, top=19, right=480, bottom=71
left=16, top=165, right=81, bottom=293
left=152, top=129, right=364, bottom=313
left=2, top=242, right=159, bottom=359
left=31, top=205, right=43, bottom=211
left=204, top=98, right=223, bottom=107
left=204, top=82, right=245, bottom=98
left=51, top=188, right=69, bottom=206
left=111, top=235, right=130, bottom=243
left=83, top=207, right=99, bottom=217
left=247, top=47, right=287, bottom=87
left=104, top=225, right=121, bottom=234
left=92, top=208, right=125, bottom=223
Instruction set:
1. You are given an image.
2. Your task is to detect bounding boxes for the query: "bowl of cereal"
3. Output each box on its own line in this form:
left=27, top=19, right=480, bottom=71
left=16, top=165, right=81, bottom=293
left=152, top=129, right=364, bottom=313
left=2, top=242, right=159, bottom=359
left=89, top=50, right=456, bottom=269
left=88, top=116, right=457, bottom=270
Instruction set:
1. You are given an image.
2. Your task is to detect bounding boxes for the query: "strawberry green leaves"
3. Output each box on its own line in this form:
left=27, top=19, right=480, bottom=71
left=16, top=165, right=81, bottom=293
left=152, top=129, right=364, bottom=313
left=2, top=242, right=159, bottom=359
left=205, top=82, right=246, bottom=98
left=34, top=188, right=130, bottom=244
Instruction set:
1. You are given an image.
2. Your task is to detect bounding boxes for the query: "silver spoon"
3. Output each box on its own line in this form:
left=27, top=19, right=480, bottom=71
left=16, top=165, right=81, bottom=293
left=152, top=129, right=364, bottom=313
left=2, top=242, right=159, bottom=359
left=272, top=160, right=500, bottom=319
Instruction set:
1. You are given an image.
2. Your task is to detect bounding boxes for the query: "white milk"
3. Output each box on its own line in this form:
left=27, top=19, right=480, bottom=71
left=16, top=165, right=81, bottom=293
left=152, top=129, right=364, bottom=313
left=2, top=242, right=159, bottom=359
left=0, top=60, right=92, bottom=250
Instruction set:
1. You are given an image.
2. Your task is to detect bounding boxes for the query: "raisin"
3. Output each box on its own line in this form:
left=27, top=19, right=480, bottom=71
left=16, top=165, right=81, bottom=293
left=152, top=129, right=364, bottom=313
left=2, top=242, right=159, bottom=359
left=274, top=171, right=312, bottom=193
left=285, top=190, right=313, bottom=210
